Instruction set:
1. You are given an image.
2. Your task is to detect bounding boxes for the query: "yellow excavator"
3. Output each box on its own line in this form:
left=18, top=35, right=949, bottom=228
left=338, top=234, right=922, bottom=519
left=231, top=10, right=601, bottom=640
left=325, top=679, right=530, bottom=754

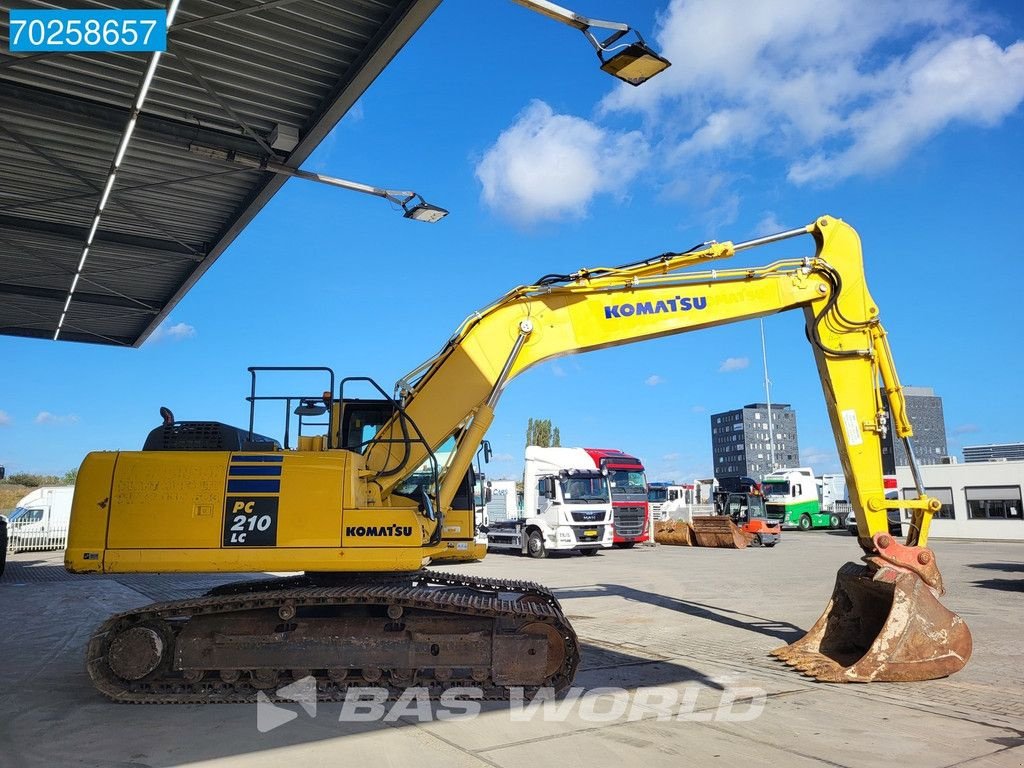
left=67, top=215, right=972, bottom=702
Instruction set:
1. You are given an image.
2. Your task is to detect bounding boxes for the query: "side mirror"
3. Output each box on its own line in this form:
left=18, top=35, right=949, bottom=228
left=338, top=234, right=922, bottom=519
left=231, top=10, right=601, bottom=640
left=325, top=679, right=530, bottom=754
left=295, top=400, right=328, bottom=417
left=483, top=440, right=493, bottom=463
left=418, top=487, right=436, bottom=522
left=545, top=477, right=557, bottom=499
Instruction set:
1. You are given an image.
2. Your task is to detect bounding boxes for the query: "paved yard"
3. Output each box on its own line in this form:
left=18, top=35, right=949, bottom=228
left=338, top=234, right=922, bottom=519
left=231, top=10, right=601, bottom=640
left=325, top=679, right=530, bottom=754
left=0, top=533, right=1021, bottom=767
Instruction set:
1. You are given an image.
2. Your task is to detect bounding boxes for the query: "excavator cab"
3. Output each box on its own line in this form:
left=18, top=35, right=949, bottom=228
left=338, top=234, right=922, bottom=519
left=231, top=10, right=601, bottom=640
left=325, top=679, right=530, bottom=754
left=332, top=388, right=486, bottom=562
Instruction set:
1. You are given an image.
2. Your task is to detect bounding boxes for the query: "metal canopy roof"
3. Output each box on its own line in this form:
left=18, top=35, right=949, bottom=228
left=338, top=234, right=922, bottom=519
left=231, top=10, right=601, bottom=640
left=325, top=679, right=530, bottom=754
left=0, top=0, right=440, bottom=346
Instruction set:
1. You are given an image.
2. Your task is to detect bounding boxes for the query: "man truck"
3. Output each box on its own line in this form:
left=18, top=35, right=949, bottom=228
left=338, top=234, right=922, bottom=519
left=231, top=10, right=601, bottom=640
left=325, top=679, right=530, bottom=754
left=486, top=446, right=613, bottom=557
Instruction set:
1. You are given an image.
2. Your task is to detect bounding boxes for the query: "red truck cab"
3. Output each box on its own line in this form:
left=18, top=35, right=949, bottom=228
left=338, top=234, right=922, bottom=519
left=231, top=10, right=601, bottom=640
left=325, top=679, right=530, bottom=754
left=584, top=448, right=650, bottom=547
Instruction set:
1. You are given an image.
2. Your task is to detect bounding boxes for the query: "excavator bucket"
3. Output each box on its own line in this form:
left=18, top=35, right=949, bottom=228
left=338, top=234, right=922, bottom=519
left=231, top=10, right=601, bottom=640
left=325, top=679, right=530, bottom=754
left=690, top=516, right=751, bottom=548
left=771, top=561, right=972, bottom=682
left=654, top=520, right=695, bottom=546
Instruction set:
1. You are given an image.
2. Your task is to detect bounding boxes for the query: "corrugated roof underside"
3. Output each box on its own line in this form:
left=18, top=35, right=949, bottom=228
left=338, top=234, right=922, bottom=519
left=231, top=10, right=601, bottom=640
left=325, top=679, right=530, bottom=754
left=0, top=0, right=435, bottom=346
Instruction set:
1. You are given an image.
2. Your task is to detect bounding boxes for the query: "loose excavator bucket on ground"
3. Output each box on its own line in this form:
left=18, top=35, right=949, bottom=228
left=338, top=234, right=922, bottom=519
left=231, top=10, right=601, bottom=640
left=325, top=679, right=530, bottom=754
left=772, top=559, right=973, bottom=683
left=690, top=516, right=751, bottom=548
left=653, top=520, right=695, bottom=546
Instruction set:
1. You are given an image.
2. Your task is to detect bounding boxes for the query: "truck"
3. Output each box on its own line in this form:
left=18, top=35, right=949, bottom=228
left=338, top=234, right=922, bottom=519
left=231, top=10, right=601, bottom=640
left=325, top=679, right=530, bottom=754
left=486, top=446, right=613, bottom=557
left=648, top=482, right=683, bottom=522
left=761, top=468, right=839, bottom=530
left=817, top=473, right=851, bottom=527
left=648, top=482, right=706, bottom=521
left=584, top=448, right=650, bottom=547
left=6, top=486, right=74, bottom=553
left=483, top=479, right=519, bottom=525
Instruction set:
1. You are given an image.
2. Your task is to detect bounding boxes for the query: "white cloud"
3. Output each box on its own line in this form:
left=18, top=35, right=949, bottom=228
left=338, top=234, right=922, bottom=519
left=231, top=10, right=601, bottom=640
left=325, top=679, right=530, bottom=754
left=551, top=362, right=567, bottom=378
left=35, top=411, right=79, bottom=425
left=753, top=212, right=786, bottom=237
left=645, top=374, right=666, bottom=386
left=475, top=100, right=650, bottom=224
left=599, top=0, right=1023, bottom=190
left=691, top=405, right=706, bottom=414
left=718, top=357, right=750, bottom=373
left=148, top=319, right=196, bottom=344
left=789, top=36, right=1024, bottom=183
left=0, top=410, right=10, bottom=426
left=953, top=423, right=981, bottom=435
left=490, top=452, right=515, bottom=463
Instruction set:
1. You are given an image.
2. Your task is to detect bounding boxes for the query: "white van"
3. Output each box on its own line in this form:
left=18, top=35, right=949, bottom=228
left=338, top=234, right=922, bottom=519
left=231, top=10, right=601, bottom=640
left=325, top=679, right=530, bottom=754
left=7, top=486, right=74, bottom=553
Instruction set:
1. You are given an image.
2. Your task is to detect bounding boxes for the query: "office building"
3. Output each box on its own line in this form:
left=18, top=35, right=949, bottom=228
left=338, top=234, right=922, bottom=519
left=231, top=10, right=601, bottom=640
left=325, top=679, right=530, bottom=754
left=963, top=443, right=1024, bottom=463
left=710, top=403, right=800, bottom=480
left=880, top=386, right=948, bottom=469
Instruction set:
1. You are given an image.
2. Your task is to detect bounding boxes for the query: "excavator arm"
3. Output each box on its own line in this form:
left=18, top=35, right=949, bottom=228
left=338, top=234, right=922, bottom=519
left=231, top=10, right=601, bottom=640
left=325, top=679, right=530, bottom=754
left=360, top=215, right=971, bottom=683
left=369, top=216, right=928, bottom=550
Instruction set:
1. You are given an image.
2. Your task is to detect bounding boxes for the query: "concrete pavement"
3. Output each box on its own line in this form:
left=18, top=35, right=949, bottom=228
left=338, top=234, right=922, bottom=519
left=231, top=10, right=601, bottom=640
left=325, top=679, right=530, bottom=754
left=0, top=533, right=1021, bottom=767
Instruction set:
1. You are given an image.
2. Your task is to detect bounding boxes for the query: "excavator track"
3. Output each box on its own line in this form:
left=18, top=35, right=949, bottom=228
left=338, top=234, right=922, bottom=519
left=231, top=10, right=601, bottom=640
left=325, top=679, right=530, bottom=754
left=86, top=570, right=578, bottom=704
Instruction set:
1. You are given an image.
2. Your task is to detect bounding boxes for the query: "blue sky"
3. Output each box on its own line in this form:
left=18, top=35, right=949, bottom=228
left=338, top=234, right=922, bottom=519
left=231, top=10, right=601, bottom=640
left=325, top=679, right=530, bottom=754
left=2, top=0, right=1023, bottom=485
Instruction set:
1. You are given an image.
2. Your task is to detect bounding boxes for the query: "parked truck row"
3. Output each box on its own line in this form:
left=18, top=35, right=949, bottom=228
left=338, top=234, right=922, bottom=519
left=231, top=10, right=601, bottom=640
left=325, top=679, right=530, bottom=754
left=482, top=445, right=652, bottom=557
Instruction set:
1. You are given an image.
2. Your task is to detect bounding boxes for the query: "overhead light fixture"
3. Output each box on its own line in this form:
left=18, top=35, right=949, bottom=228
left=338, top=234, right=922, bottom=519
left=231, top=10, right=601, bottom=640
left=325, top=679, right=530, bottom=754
left=598, top=39, right=671, bottom=86
left=187, top=144, right=449, bottom=223
left=402, top=195, right=449, bottom=223
left=510, top=0, right=671, bottom=86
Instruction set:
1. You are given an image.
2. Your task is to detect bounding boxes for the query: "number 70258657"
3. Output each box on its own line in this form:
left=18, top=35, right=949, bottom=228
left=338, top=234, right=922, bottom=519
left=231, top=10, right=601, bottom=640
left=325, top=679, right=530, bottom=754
left=8, top=10, right=167, bottom=53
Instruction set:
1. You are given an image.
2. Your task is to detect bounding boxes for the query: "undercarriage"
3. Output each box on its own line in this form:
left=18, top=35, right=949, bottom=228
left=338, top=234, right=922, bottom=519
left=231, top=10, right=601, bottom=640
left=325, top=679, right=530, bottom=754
left=87, top=570, right=579, bottom=703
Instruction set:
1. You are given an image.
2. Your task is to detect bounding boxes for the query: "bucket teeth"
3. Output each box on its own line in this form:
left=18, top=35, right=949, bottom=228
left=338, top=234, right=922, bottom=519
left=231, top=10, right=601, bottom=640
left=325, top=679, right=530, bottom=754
left=769, top=561, right=972, bottom=683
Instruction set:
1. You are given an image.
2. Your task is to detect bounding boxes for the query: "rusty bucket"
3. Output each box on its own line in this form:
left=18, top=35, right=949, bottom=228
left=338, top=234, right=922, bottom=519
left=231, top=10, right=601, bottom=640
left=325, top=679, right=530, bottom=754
left=690, top=516, right=751, bottom=549
left=771, top=561, right=972, bottom=682
left=654, top=520, right=695, bottom=546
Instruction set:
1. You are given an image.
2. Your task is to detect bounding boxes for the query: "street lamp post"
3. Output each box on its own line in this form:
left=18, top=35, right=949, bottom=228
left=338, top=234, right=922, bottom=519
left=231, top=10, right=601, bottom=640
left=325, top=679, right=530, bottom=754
left=761, top=318, right=776, bottom=473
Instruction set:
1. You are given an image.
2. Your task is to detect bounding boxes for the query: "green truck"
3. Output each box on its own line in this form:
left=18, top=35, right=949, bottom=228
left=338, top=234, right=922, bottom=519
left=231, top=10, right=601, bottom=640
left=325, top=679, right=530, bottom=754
left=761, top=468, right=843, bottom=530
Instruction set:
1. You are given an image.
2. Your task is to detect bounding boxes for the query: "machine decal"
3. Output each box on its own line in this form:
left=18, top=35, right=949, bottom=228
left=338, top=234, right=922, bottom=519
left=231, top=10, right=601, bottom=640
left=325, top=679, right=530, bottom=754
left=603, top=296, right=707, bottom=319
left=226, top=478, right=281, bottom=493
left=345, top=525, right=414, bottom=537
left=223, top=456, right=282, bottom=545
left=226, top=455, right=282, bottom=493
left=223, top=497, right=279, bottom=546
left=842, top=409, right=864, bottom=447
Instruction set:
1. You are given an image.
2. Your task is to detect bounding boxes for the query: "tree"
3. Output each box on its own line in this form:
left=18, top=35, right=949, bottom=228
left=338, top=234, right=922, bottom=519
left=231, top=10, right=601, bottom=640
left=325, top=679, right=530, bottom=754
left=526, top=418, right=561, bottom=448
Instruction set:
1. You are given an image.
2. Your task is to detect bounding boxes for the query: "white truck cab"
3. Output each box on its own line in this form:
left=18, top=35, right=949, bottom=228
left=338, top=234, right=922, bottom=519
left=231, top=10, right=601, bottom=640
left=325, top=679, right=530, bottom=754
left=486, top=447, right=613, bottom=557
left=648, top=483, right=688, bottom=522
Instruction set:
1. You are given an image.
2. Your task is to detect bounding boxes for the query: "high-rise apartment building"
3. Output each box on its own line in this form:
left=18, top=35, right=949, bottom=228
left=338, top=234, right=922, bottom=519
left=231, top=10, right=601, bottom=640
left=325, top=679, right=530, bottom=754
left=880, top=386, right=948, bottom=468
left=710, top=403, right=800, bottom=480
